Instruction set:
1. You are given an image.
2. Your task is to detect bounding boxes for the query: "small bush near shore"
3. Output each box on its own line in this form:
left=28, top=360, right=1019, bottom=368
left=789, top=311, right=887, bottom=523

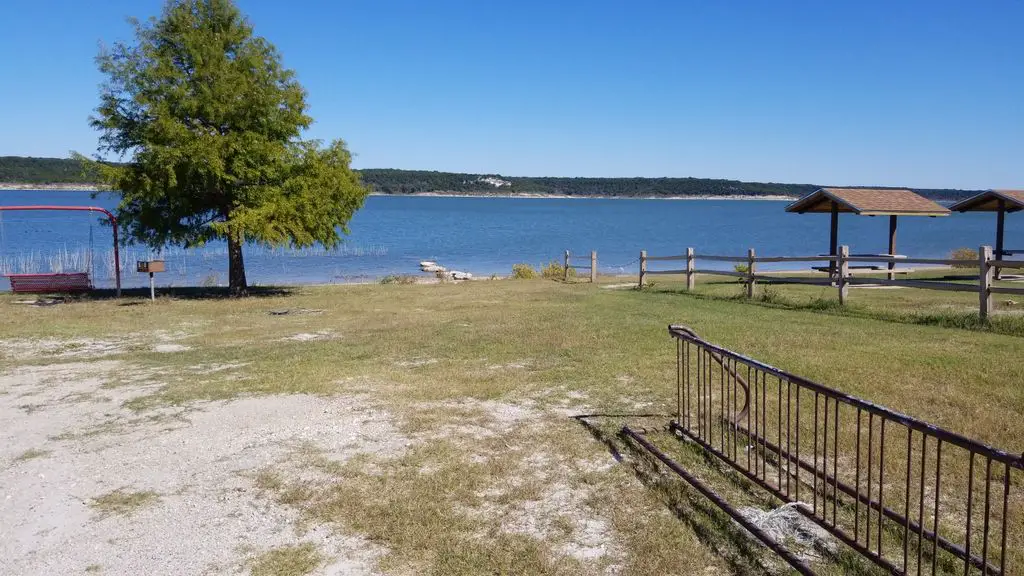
left=380, top=274, right=418, bottom=285
left=950, top=247, right=979, bottom=268
left=540, top=260, right=575, bottom=280
left=510, top=263, right=537, bottom=279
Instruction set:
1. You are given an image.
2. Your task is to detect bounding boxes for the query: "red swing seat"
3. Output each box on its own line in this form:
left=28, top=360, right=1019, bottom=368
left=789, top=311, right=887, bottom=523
left=6, top=272, right=93, bottom=293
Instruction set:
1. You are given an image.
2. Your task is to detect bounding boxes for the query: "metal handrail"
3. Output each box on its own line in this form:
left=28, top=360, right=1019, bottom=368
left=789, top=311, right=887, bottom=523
left=669, top=325, right=1023, bottom=467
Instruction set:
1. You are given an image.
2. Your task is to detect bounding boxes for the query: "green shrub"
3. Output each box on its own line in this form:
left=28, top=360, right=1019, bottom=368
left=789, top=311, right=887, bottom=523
left=380, top=274, right=418, bottom=285
left=540, top=260, right=576, bottom=280
left=733, top=263, right=751, bottom=284
left=950, top=247, right=979, bottom=269
left=511, top=263, right=537, bottom=279
left=759, top=284, right=781, bottom=304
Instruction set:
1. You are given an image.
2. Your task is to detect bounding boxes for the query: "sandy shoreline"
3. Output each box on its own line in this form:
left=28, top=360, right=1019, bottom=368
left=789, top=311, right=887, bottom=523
left=0, top=183, right=102, bottom=191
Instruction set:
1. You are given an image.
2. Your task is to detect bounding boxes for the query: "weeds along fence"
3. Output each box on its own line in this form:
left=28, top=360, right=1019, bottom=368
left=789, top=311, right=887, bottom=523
left=625, top=326, right=1024, bottom=575
left=638, top=246, right=1024, bottom=320
left=563, top=250, right=597, bottom=283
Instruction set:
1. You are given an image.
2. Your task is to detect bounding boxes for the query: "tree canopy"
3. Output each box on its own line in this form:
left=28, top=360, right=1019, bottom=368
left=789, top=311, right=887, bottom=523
left=83, top=0, right=368, bottom=293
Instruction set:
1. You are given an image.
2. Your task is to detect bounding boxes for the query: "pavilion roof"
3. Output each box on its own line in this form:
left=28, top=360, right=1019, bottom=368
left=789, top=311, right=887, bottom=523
left=949, top=190, right=1024, bottom=213
left=785, top=188, right=950, bottom=216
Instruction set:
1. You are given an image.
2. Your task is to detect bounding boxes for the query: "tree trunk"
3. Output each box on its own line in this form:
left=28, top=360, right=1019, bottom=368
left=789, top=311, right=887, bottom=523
left=227, top=233, right=248, bottom=295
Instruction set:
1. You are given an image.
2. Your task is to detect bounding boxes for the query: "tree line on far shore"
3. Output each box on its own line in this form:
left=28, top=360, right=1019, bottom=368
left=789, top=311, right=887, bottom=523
left=0, top=157, right=981, bottom=202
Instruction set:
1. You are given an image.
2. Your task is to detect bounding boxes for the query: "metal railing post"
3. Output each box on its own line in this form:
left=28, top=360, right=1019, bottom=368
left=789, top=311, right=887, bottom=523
left=590, top=251, right=597, bottom=283
left=639, top=250, right=647, bottom=288
left=979, top=245, right=993, bottom=320
left=686, top=248, right=695, bottom=291
left=564, top=250, right=570, bottom=282
left=838, top=245, right=849, bottom=305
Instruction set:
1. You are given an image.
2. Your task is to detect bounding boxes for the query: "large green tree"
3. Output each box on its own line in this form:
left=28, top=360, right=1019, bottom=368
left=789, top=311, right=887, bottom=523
left=85, top=0, right=368, bottom=293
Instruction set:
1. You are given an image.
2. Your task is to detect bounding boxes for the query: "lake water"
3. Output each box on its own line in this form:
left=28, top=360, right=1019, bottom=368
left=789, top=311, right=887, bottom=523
left=0, top=190, right=1019, bottom=289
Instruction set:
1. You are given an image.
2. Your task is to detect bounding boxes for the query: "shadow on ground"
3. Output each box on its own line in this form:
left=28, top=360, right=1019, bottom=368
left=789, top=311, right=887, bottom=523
left=573, top=414, right=882, bottom=576
left=8, top=285, right=298, bottom=303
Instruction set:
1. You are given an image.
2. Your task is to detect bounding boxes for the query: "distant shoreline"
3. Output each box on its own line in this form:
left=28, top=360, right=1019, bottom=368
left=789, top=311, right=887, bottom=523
left=0, top=183, right=101, bottom=191
left=0, top=183, right=796, bottom=201
left=369, top=192, right=796, bottom=201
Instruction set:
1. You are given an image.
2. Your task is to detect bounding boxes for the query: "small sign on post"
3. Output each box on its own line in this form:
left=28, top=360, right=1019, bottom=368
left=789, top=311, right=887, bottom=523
left=136, top=260, right=165, bottom=301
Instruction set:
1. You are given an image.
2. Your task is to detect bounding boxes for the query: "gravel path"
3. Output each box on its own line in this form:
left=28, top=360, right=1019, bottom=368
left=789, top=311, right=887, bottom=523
left=0, top=361, right=401, bottom=576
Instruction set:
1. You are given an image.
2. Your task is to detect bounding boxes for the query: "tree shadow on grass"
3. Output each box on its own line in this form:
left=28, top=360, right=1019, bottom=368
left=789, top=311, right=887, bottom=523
left=75, top=285, right=296, bottom=302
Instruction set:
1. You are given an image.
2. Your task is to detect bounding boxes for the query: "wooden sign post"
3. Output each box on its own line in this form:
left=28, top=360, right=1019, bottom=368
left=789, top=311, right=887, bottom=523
left=136, top=260, right=165, bottom=301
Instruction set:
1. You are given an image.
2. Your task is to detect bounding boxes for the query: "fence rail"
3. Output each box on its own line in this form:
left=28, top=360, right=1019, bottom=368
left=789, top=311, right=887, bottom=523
left=637, top=246, right=1024, bottom=320
left=626, top=326, right=1024, bottom=575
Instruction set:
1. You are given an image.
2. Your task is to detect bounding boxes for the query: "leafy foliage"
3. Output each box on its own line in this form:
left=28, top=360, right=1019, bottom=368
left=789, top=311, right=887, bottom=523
left=510, top=263, right=537, bottom=279
left=0, top=156, right=97, bottom=184
left=540, top=260, right=575, bottom=280
left=950, top=247, right=979, bottom=268
left=81, top=0, right=368, bottom=293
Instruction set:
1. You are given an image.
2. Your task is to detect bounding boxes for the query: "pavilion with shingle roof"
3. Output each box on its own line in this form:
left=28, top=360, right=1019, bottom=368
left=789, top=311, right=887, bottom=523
left=786, top=188, right=950, bottom=277
left=950, top=190, right=1024, bottom=278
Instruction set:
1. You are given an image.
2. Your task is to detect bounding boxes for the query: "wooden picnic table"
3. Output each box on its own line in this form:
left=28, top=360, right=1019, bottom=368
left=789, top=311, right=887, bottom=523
left=812, top=254, right=912, bottom=276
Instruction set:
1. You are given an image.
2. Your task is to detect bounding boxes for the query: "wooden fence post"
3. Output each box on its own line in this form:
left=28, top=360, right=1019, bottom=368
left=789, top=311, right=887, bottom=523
left=590, top=251, right=597, bottom=283
left=686, top=247, right=695, bottom=291
left=838, top=245, right=849, bottom=305
left=746, top=248, right=756, bottom=298
left=564, top=250, right=570, bottom=282
left=639, top=250, right=647, bottom=288
left=979, top=245, right=993, bottom=320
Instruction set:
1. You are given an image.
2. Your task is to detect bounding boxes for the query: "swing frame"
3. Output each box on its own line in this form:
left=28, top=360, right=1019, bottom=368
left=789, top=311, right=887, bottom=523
left=0, top=205, right=121, bottom=297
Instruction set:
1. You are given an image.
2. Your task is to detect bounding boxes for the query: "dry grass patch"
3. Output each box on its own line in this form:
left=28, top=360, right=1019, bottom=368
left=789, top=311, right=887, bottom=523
left=249, top=543, right=323, bottom=576
left=13, top=447, right=50, bottom=462
left=89, top=488, right=161, bottom=518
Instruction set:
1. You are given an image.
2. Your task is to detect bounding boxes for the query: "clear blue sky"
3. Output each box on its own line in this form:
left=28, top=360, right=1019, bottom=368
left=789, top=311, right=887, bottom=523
left=1, top=1, right=1021, bottom=189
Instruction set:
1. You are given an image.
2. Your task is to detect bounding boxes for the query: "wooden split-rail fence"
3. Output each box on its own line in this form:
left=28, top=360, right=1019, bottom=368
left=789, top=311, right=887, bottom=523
left=563, top=250, right=597, bottom=283
left=637, top=246, right=1024, bottom=320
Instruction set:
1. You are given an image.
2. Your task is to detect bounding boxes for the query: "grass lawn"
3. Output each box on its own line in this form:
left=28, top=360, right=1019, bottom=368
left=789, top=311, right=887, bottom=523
left=1, top=278, right=1021, bottom=575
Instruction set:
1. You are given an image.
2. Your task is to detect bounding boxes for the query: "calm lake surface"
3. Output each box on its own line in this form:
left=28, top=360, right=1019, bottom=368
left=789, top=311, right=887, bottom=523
left=1, top=190, right=1019, bottom=289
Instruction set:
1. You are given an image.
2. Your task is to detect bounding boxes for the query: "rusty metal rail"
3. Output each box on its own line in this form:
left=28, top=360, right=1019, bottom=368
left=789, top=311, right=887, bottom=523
left=629, top=325, right=1023, bottom=575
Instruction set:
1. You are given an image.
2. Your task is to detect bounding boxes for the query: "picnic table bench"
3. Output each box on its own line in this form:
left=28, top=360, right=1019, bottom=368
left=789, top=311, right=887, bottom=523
left=6, top=273, right=92, bottom=293
left=811, top=254, right=913, bottom=275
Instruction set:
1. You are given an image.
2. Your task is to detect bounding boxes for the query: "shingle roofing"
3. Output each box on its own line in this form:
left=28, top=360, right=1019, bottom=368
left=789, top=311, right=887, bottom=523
left=785, top=188, right=950, bottom=216
left=949, top=190, right=1024, bottom=213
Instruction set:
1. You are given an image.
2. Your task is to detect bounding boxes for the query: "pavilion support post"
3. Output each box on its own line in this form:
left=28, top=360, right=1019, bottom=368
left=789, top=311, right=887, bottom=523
left=887, top=215, right=898, bottom=281
left=995, top=200, right=1006, bottom=280
left=828, top=202, right=839, bottom=279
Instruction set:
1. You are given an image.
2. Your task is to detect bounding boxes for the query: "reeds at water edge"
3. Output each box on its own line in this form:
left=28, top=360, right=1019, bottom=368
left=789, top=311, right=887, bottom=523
left=0, top=242, right=389, bottom=279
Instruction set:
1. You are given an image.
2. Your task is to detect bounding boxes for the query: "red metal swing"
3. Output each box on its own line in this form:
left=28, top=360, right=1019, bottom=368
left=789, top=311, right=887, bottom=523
left=0, top=205, right=121, bottom=297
